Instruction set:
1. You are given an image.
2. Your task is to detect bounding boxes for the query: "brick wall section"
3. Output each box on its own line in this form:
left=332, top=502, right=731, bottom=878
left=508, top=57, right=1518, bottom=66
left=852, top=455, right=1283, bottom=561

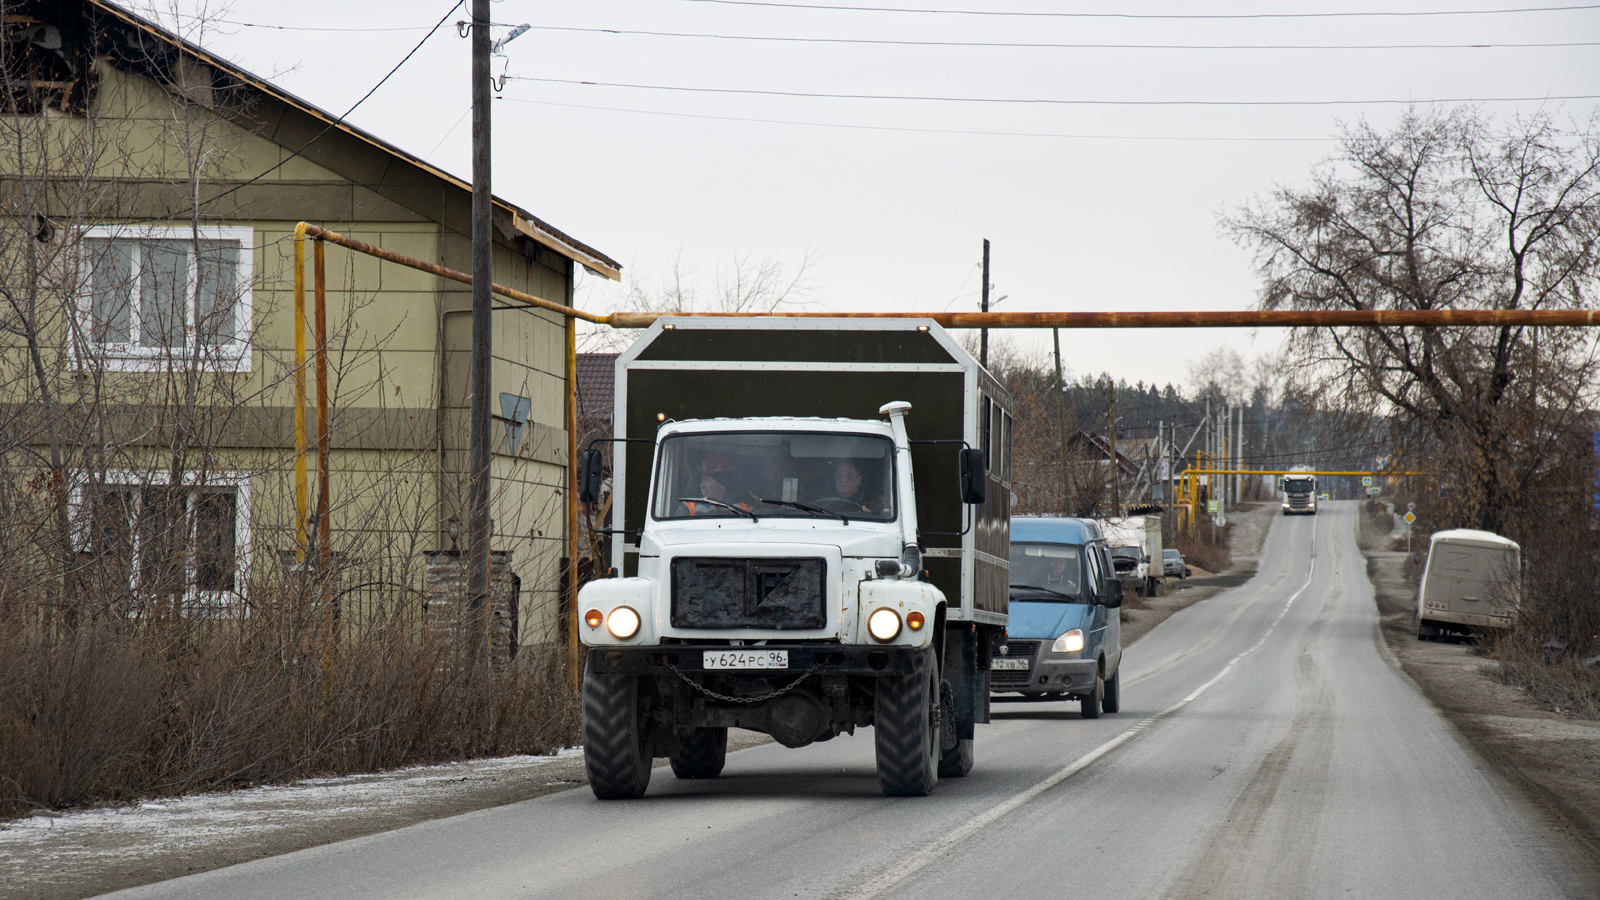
left=423, top=550, right=515, bottom=669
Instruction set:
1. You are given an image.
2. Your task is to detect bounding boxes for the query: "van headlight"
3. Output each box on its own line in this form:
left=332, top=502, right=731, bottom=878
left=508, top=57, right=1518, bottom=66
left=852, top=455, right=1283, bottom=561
left=867, top=608, right=902, bottom=642
left=606, top=606, right=641, bottom=640
left=1052, top=629, right=1085, bottom=654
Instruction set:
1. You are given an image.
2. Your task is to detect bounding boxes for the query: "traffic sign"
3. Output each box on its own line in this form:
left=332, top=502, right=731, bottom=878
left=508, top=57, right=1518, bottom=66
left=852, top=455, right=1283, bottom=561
left=1407, top=502, right=1415, bottom=512
left=1207, top=500, right=1221, bottom=513
left=1403, top=512, right=1416, bottom=524
left=1362, top=476, right=1373, bottom=487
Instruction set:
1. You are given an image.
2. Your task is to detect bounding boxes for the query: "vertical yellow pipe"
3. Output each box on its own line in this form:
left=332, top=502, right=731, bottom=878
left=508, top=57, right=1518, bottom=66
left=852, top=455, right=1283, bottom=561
left=293, top=224, right=308, bottom=563
left=565, top=311, right=580, bottom=687
left=315, top=239, right=334, bottom=671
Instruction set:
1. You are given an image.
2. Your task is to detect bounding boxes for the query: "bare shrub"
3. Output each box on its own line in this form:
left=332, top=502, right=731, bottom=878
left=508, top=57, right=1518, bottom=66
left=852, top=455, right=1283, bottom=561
left=1175, top=521, right=1233, bottom=574
left=0, top=603, right=579, bottom=816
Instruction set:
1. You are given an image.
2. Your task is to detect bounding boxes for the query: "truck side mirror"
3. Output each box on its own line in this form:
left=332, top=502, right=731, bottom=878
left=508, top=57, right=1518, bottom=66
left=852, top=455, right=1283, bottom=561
left=1102, top=577, right=1123, bottom=608
left=959, top=448, right=987, bottom=505
left=579, top=448, right=604, bottom=505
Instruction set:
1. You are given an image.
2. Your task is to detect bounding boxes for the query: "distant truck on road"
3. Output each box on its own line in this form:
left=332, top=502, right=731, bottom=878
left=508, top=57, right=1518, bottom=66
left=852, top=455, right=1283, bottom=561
left=577, top=317, right=1010, bottom=798
left=1415, top=529, right=1521, bottom=640
left=1282, top=467, right=1318, bottom=515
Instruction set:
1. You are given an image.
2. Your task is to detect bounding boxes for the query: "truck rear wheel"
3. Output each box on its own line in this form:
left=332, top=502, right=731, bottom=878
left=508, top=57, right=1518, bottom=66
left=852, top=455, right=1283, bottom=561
left=938, top=738, right=974, bottom=778
left=670, top=727, right=728, bottom=779
left=582, top=667, right=653, bottom=799
left=875, top=650, right=939, bottom=796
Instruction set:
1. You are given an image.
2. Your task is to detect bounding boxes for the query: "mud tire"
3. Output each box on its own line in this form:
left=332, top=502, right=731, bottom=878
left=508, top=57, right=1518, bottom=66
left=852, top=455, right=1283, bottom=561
left=583, top=666, right=653, bottom=799
left=875, top=649, right=939, bottom=796
left=670, top=727, right=728, bottom=779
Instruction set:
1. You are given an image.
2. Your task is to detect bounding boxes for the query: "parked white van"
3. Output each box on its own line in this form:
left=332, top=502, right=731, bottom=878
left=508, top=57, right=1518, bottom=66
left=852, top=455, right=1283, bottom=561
left=1415, top=529, right=1521, bottom=640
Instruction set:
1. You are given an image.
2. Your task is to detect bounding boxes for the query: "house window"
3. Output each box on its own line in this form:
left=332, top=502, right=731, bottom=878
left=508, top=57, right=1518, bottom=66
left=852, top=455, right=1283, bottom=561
left=77, top=226, right=253, bottom=371
left=74, top=473, right=251, bottom=611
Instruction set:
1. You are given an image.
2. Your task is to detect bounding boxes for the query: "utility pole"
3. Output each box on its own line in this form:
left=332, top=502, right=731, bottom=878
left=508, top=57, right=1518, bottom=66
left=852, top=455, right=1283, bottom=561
left=979, top=239, right=990, bottom=370
left=467, top=0, right=493, bottom=626
left=1053, top=328, right=1070, bottom=515
left=1237, top=406, right=1245, bottom=504
left=1107, top=377, right=1119, bottom=515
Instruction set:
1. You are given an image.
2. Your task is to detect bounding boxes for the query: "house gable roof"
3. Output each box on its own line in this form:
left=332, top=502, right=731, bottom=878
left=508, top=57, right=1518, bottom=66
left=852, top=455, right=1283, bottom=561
left=81, top=0, right=621, bottom=279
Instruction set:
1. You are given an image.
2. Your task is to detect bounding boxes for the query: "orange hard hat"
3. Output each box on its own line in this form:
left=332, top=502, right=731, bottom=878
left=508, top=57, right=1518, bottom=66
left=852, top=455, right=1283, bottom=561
left=701, top=453, right=736, bottom=475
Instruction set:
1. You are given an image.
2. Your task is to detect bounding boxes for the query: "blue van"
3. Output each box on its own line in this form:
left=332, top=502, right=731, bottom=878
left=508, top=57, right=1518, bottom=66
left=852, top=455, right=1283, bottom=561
left=994, top=517, right=1123, bottom=718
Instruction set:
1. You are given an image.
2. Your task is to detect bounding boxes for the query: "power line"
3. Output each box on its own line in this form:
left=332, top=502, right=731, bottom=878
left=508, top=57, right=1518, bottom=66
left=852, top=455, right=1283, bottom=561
left=500, top=95, right=1345, bottom=142
left=509, top=24, right=1598, bottom=51
left=202, top=19, right=1598, bottom=50
left=195, top=1, right=464, bottom=214
left=507, top=77, right=1600, bottom=108
left=676, top=0, right=1600, bottom=19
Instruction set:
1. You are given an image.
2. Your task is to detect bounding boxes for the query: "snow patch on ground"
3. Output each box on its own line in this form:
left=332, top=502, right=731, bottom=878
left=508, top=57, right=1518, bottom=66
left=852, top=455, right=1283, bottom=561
left=0, top=750, right=581, bottom=878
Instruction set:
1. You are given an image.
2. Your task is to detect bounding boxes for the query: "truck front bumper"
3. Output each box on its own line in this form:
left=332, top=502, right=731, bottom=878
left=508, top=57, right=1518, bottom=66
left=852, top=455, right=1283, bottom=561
left=586, top=644, right=923, bottom=677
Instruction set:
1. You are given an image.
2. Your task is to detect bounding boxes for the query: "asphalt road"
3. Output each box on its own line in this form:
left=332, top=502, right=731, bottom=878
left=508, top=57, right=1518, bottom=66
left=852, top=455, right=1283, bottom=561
left=105, top=503, right=1596, bottom=900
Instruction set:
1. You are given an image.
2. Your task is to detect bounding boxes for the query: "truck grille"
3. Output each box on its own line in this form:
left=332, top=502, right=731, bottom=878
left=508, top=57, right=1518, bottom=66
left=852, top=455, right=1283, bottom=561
left=671, top=557, right=826, bottom=629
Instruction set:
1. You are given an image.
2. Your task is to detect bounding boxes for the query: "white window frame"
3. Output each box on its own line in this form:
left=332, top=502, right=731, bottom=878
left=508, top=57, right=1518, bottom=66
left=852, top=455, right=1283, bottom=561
left=70, top=470, right=252, bottom=612
left=75, top=224, right=254, bottom=372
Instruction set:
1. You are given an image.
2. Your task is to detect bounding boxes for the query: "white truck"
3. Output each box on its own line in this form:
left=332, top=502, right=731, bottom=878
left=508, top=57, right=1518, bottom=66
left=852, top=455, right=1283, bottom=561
left=1282, top=466, right=1318, bottom=515
left=576, top=317, right=1011, bottom=798
left=1097, top=516, right=1163, bottom=596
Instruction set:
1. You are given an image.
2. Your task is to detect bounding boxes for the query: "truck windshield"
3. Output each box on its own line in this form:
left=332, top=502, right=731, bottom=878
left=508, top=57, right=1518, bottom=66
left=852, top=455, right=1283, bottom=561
left=1285, top=478, right=1313, bottom=491
left=1008, top=542, right=1084, bottom=601
left=653, top=431, right=896, bottom=521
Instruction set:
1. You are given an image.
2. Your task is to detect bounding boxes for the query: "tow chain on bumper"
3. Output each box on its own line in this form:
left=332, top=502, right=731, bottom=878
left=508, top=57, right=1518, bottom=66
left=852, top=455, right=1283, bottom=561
left=665, top=663, right=821, bottom=704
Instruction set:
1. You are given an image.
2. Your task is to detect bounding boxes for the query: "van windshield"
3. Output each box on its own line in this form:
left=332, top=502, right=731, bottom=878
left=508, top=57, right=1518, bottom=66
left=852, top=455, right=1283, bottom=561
left=1009, top=542, right=1085, bottom=601
left=653, top=431, right=896, bottom=521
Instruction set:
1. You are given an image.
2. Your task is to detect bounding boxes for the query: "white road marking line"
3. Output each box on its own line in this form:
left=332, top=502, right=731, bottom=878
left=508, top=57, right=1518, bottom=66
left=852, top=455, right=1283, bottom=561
left=842, top=519, right=1323, bottom=900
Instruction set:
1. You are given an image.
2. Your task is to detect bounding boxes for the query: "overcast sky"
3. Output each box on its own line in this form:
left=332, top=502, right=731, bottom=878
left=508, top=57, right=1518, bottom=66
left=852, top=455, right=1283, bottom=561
left=157, top=0, right=1598, bottom=390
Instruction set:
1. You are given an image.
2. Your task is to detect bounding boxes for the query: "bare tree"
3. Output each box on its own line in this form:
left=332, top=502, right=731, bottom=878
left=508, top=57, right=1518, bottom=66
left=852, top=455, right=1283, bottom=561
left=1225, top=108, right=1600, bottom=536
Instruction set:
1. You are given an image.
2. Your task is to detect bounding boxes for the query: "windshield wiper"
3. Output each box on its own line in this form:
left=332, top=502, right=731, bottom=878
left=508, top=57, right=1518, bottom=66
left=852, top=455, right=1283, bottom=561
left=1009, top=583, right=1077, bottom=600
left=678, top=497, right=759, bottom=521
left=759, top=498, right=850, bottom=524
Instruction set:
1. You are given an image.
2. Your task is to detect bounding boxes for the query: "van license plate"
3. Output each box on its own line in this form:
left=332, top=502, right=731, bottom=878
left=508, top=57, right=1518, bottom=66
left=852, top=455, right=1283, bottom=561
left=704, top=650, right=788, bottom=670
left=992, top=658, right=1030, bottom=671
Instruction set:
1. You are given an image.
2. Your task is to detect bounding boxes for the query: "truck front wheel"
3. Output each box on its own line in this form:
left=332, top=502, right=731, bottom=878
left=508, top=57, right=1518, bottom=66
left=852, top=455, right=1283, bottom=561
left=875, top=650, right=939, bottom=796
left=582, top=667, right=653, bottom=799
left=670, top=727, right=728, bottom=779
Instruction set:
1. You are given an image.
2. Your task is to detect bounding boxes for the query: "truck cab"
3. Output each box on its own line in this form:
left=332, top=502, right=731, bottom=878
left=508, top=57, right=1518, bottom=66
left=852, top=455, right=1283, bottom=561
left=996, top=517, right=1123, bottom=718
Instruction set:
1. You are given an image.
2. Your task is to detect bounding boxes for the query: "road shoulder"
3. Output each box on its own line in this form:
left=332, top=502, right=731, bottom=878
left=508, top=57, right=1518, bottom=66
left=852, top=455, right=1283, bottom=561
left=1364, top=548, right=1600, bottom=881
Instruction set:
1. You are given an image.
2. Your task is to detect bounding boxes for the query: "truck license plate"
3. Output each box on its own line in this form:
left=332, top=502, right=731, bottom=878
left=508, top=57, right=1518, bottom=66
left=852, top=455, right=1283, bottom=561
left=703, top=649, right=789, bottom=670
left=992, top=658, right=1030, bottom=671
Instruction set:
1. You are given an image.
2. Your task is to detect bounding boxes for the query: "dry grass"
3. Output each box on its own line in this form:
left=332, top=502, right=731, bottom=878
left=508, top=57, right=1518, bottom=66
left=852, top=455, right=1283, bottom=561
left=1487, top=635, right=1600, bottom=719
left=0, top=599, right=579, bottom=818
left=1174, top=522, right=1233, bottom=574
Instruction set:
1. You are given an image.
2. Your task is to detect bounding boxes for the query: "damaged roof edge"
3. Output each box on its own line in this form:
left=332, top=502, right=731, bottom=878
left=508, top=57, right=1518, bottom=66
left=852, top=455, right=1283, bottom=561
left=87, top=0, right=622, bottom=281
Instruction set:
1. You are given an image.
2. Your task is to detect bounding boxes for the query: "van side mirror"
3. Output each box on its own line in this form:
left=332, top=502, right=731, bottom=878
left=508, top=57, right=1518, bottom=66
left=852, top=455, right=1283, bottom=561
left=1102, top=577, right=1123, bottom=608
left=579, top=448, right=604, bottom=505
left=959, top=448, right=987, bottom=505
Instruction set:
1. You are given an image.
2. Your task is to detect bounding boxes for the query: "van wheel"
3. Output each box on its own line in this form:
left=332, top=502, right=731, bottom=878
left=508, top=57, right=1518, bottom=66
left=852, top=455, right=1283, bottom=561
left=875, top=649, right=939, bottom=796
left=583, top=667, right=653, bottom=799
left=670, top=727, right=727, bottom=779
left=1101, top=669, right=1120, bottom=714
left=1081, top=669, right=1104, bottom=720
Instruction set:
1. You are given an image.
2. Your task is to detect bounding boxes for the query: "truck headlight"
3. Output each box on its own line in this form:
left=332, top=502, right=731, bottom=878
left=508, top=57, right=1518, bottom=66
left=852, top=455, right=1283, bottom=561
left=1052, top=628, right=1084, bottom=654
left=867, top=608, right=902, bottom=642
left=606, top=606, right=641, bottom=640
